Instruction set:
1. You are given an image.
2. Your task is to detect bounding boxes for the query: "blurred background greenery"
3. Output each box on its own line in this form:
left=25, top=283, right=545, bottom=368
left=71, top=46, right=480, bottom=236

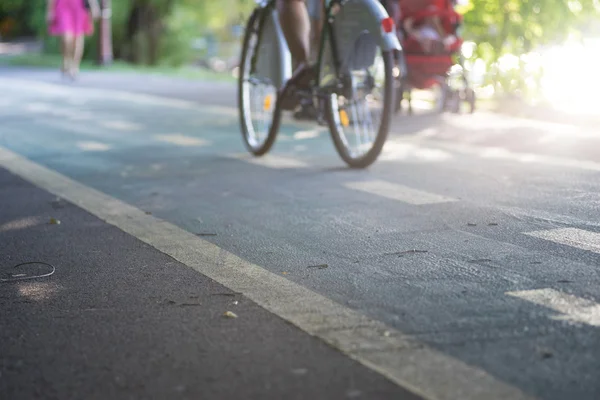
left=0, top=0, right=255, bottom=68
left=1, top=0, right=599, bottom=110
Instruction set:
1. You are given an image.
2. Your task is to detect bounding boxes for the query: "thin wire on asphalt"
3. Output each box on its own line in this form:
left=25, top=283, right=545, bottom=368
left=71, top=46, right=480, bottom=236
left=0, top=262, right=56, bottom=283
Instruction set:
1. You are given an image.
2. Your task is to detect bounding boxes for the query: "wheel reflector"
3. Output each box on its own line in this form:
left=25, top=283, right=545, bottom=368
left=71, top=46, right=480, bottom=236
left=263, top=94, right=272, bottom=111
left=339, top=109, right=350, bottom=127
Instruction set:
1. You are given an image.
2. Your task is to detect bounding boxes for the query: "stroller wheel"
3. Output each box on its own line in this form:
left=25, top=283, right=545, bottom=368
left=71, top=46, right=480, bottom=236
left=465, top=88, right=476, bottom=114
left=450, top=90, right=461, bottom=114
left=394, top=80, right=403, bottom=114
left=393, top=52, right=407, bottom=115
left=433, top=78, right=449, bottom=113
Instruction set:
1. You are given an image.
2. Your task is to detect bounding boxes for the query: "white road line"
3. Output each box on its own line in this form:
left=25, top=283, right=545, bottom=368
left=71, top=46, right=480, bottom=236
left=0, top=216, right=45, bottom=233
left=0, top=77, right=235, bottom=117
left=1, top=77, right=306, bottom=129
left=227, top=153, right=308, bottom=169
left=498, top=206, right=600, bottom=229
left=0, top=145, right=530, bottom=400
left=400, top=132, right=600, bottom=172
left=293, top=129, right=324, bottom=140
left=23, top=102, right=93, bottom=121
left=13, top=77, right=599, bottom=174
left=76, top=141, right=112, bottom=152
left=344, top=180, right=457, bottom=205
left=507, top=288, right=600, bottom=327
left=101, top=120, right=143, bottom=131
left=154, top=134, right=210, bottom=147
left=0, top=77, right=334, bottom=131
left=379, top=141, right=453, bottom=163
left=444, top=111, right=593, bottom=139
left=524, top=228, right=600, bottom=254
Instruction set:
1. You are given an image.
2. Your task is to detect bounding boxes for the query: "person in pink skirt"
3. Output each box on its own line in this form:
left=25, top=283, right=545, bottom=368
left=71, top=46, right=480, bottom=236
left=47, top=0, right=100, bottom=79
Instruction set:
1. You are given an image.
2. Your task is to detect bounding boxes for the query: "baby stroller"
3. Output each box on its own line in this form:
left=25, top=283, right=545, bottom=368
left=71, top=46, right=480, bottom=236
left=390, top=0, right=476, bottom=114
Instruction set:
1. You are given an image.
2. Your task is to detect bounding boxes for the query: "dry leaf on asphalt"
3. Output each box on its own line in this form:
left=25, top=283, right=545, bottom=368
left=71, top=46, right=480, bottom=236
left=223, top=311, right=238, bottom=319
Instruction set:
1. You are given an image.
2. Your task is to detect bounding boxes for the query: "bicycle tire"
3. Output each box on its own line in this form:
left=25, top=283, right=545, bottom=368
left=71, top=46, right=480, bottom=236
left=238, top=9, right=279, bottom=156
left=326, top=50, right=395, bottom=169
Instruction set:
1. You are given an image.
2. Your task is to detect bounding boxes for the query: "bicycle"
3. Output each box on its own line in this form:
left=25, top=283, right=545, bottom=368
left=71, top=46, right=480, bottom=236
left=238, top=0, right=401, bottom=168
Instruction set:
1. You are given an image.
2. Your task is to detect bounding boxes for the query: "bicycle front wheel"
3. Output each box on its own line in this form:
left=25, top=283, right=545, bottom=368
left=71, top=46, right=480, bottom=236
left=326, top=45, right=395, bottom=169
left=238, top=10, right=279, bottom=156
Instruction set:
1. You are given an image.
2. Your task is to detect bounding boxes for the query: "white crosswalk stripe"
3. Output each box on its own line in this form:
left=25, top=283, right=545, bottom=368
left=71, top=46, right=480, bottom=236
left=154, top=134, right=210, bottom=147
left=524, top=228, right=600, bottom=254
left=507, top=288, right=600, bottom=327
left=76, top=141, right=112, bottom=152
left=344, top=179, right=457, bottom=205
left=227, top=153, right=309, bottom=169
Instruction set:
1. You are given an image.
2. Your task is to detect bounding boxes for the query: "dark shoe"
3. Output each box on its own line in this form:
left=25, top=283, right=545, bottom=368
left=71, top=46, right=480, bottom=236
left=277, top=63, right=316, bottom=111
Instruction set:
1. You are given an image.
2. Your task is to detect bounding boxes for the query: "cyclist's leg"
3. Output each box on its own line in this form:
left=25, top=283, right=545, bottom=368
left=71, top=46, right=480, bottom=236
left=276, top=0, right=310, bottom=70
left=307, top=0, right=323, bottom=62
left=294, top=0, right=323, bottom=119
left=276, top=0, right=317, bottom=97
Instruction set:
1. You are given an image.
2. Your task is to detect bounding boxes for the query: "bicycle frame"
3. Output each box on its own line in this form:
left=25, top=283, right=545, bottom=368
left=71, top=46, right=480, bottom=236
left=250, top=0, right=400, bottom=91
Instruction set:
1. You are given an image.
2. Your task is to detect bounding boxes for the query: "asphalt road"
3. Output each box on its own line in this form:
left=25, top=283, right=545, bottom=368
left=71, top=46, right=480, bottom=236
left=0, top=166, right=421, bottom=400
left=1, top=67, right=599, bottom=400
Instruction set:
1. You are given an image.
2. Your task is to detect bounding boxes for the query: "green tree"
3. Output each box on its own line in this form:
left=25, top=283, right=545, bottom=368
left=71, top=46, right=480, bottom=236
left=461, top=0, right=600, bottom=95
left=2, top=0, right=255, bottom=65
left=463, top=0, right=599, bottom=61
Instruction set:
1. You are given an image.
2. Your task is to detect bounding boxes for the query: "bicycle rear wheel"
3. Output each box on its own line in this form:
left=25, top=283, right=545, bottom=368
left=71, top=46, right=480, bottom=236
left=238, top=10, right=279, bottom=156
left=326, top=39, right=395, bottom=169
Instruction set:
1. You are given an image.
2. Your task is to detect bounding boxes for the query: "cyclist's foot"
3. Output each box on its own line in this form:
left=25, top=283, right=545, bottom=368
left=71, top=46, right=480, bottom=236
left=278, top=63, right=316, bottom=111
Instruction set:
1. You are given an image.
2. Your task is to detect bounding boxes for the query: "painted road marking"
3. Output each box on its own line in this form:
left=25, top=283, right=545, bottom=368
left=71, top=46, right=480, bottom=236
left=24, top=102, right=52, bottom=113
left=524, top=228, right=600, bottom=254
left=101, top=120, right=143, bottom=131
left=507, top=288, right=600, bottom=327
left=444, top=111, right=593, bottom=139
left=379, top=140, right=453, bottom=163
left=6, top=77, right=599, bottom=174
left=344, top=180, right=457, bottom=205
left=293, top=129, right=324, bottom=140
left=23, top=102, right=93, bottom=121
left=76, top=141, right=112, bottom=152
left=0, top=216, right=45, bottom=233
left=0, top=77, right=318, bottom=130
left=228, top=153, right=309, bottom=169
left=0, top=77, right=235, bottom=117
left=154, top=134, right=210, bottom=147
left=402, top=131, right=600, bottom=173
left=0, top=145, right=530, bottom=400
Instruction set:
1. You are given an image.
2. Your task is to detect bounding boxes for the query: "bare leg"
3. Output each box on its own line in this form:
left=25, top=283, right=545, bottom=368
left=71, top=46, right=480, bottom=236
left=61, top=33, right=75, bottom=75
left=72, top=35, right=85, bottom=77
left=60, top=38, right=66, bottom=73
left=275, top=0, right=314, bottom=111
left=277, top=0, right=311, bottom=69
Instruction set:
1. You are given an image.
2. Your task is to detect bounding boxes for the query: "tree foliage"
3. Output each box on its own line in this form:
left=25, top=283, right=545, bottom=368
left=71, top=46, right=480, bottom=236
left=1, top=0, right=599, bottom=67
left=461, top=0, right=600, bottom=64
left=1, top=0, right=254, bottom=65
